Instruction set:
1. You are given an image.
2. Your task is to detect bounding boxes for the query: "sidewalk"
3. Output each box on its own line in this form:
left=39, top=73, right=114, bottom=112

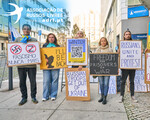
left=0, top=70, right=128, bottom=120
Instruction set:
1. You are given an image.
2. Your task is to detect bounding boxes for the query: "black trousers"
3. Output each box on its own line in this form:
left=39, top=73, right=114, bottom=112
left=18, top=68, right=37, bottom=99
left=120, top=69, right=135, bottom=97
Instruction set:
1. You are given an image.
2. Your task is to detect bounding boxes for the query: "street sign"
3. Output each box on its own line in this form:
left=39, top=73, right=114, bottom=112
left=128, top=6, right=149, bottom=18
left=38, top=30, right=42, bottom=36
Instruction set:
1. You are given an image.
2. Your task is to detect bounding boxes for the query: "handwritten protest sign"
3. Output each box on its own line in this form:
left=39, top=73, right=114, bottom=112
left=119, top=40, right=142, bottom=69
left=65, top=68, right=90, bottom=101
left=66, top=38, right=88, bottom=66
left=90, top=53, right=118, bottom=76
left=134, top=70, right=147, bottom=92
left=40, top=47, right=67, bottom=70
left=134, top=55, right=147, bottom=92
left=145, top=52, right=150, bottom=84
left=127, top=55, right=148, bottom=92
left=7, top=42, right=41, bottom=67
left=147, top=22, right=150, bottom=49
left=99, top=76, right=117, bottom=94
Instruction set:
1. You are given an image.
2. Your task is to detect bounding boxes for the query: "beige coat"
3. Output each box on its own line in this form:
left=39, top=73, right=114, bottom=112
left=95, top=45, right=113, bottom=53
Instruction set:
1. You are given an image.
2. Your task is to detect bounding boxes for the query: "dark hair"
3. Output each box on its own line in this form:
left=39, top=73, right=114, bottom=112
left=123, top=30, right=132, bottom=40
left=46, top=33, right=59, bottom=46
left=22, top=24, right=31, bottom=30
left=99, top=37, right=109, bottom=46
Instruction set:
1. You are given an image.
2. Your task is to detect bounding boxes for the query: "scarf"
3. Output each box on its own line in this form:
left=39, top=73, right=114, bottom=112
left=20, top=35, right=31, bottom=43
left=100, top=45, right=109, bottom=49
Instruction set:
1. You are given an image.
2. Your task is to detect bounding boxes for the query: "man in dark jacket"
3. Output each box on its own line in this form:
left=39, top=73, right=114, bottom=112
left=15, top=24, right=38, bottom=106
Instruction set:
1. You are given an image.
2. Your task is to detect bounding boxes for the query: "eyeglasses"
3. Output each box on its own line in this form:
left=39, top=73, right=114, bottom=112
left=23, top=28, right=31, bottom=31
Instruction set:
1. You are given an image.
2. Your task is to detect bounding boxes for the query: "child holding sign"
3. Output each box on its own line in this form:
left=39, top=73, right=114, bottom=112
left=96, top=37, right=113, bottom=105
left=42, top=33, right=60, bottom=101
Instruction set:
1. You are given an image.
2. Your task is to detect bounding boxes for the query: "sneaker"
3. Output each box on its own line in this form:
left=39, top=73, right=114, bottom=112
left=42, top=98, right=48, bottom=102
left=51, top=97, right=56, bottom=101
left=18, top=98, right=27, bottom=106
left=119, top=96, right=123, bottom=103
left=131, top=96, right=138, bottom=103
left=32, top=97, right=38, bottom=104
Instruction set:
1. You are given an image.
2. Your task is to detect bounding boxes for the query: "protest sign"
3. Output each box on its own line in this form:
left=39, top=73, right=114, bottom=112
left=127, top=55, right=148, bottom=92
left=119, top=40, right=142, bottom=69
left=147, top=22, right=150, bottom=49
left=65, top=68, right=90, bottom=101
left=7, top=42, right=41, bottom=67
left=90, top=53, right=118, bottom=76
left=145, top=52, right=150, bottom=84
left=66, top=38, right=88, bottom=66
left=40, top=47, right=67, bottom=70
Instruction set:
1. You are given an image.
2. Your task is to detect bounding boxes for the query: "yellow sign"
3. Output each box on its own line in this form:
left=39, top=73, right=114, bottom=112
left=40, top=47, right=67, bottom=70
left=147, top=22, right=150, bottom=49
left=147, top=36, right=150, bottom=49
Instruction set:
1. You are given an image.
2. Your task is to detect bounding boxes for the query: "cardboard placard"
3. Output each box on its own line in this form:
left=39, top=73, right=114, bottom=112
left=7, top=42, right=41, bottom=67
left=119, top=40, right=142, bottom=69
left=145, top=52, right=150, bottom=84
left=66, top=38, right=88, bottom=66
left=147, top=22, right=150, bottom=49
left=90, top=53, right=118, bottom=76
left=40, top=47, right=67, bottom=70
left=127, top=55, right=148, bottom=93
left=65, top=68, right=90, bottom=101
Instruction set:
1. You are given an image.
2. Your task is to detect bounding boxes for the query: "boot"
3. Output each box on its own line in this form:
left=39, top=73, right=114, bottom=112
left=102, top=96, right=107, bottom=105
left=98, top=95, right=103, bottom=102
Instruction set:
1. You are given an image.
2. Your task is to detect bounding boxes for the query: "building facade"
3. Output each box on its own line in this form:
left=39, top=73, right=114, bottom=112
left=101, top=0, right=150, bottom=51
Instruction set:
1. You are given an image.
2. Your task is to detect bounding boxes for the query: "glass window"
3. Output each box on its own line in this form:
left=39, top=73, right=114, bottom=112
left=128, top=0, right=141, bottom=6
left=116, top=0, right=120, bottom=16
left=1, top=43, right=4, bottom=50
left=0, top=24, right=2, bottom=32
left=4, top=25, right=8, bottom=33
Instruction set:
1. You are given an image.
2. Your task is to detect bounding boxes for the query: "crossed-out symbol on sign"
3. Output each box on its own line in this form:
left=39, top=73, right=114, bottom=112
left=26, top=44, right=36, bottom=53
left=10, top=45, right=22, bottom=55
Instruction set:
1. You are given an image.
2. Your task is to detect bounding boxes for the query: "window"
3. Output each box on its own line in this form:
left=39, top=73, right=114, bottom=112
left=1, top=43, right=4, bottom=50
left=44, top=35, right=46, bottom=39
left=128, top=0, right=141, bottom=6
left=4, top=25, right=8, bottom=33
left=39, top=24, right=41, bottom=28
left=116, top=0, right=120, bottom=16
left=0, top=24, right=2, bottom=32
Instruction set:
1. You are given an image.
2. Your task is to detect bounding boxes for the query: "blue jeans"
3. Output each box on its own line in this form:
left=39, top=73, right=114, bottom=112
left=43, top=69, right=60, bottom=99
left=98, top=76, right=110, bottom=96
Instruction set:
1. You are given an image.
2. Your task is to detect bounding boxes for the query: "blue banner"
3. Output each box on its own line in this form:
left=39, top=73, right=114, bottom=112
left=132, top=34, right=147, bottom=40
left=128, top=6, right=149, bottom=18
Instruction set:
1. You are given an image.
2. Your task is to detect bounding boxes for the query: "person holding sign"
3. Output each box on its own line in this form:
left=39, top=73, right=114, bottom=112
left=15, top=24, right=38, bottom=106
left=119, top=30, right=138, bottom=103
left=72, top=31, right=86, bottom=70
left=72, top=31, right=90, bottom=70
left=96, top=37, right=113, bottom=105
left=42, top=33, right=60, bottom=101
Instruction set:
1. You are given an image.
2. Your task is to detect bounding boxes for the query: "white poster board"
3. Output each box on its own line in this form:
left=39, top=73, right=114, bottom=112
left=120, top=40, right=142, bottom=69
left=145, top=52, right=150, bottom=84
left=99, top=76, right=117, bottom=94
left=65, top=68, right=90, bottom=101
left=7, top=42, right=41, bottom=67
left=134, top=55, right=147, bottom=92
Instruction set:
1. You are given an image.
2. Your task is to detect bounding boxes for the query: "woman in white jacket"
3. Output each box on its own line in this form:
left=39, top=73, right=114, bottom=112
left=96, top=37, right=113, bottom=105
